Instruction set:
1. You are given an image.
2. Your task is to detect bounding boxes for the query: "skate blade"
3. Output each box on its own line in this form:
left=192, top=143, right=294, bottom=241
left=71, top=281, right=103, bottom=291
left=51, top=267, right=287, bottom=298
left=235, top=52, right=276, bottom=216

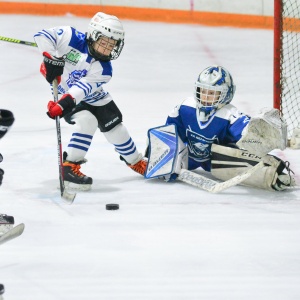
left=62, top=190, right=76, bottom=204
left=64, top=181, right=92, bottom=191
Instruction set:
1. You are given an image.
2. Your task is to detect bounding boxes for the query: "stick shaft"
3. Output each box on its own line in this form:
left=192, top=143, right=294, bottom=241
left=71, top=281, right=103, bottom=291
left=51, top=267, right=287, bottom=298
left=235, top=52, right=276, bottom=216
left=0, top=36, right=37, bottom=47
left=52, top=80, right=65, bottom=196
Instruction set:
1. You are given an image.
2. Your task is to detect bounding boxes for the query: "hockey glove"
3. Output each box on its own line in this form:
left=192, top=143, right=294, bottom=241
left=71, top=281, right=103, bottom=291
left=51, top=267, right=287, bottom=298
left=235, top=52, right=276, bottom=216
left=0, top=109, right=15, bottom=139
left=47, top=94, right=76, bottom=119
left=40, top=52, right=65, bottom=84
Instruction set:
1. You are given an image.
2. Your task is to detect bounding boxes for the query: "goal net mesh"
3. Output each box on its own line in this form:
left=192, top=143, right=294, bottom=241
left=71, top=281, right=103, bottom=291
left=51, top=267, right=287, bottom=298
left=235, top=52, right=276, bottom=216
left=278, top=0, right=300, bottom=139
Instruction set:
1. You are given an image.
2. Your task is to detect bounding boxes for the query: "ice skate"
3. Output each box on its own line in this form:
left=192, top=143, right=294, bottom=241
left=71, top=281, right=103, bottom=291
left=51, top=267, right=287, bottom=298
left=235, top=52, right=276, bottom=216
left=0, top=283, right=4, bottom=300
left=63, top=153, right=93, bottom=191
left=0, top=214, right=14, bottom=236
left=121, top=155, right=147, bottom=176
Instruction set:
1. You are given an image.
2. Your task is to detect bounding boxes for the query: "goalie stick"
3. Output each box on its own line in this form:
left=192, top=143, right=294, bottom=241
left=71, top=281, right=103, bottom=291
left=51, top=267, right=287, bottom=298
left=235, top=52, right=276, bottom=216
left=178, top=161, right=264, bottom=193
left=0, top=223, right=25, bottom=246
left=52, top=79, right=76, bottom=203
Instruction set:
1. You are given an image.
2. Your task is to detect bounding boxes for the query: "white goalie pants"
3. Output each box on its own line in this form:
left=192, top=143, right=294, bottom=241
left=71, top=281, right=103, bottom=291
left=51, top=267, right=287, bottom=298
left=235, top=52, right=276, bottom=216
left=65, top=109, right=141, bottom=165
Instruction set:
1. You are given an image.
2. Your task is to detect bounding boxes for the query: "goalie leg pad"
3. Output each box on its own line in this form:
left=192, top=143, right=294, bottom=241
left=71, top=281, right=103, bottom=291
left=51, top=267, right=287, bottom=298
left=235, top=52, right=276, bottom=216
left=145, top=124, right=188, bottom=180
left=211, top=144, right=295, bottom=191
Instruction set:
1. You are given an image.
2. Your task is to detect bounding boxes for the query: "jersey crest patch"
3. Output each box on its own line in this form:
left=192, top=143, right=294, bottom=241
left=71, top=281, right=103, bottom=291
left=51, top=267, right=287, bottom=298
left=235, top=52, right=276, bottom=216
left=67, top=69, right=88, bottom=88
left=187, top=128, right=218, bottom=162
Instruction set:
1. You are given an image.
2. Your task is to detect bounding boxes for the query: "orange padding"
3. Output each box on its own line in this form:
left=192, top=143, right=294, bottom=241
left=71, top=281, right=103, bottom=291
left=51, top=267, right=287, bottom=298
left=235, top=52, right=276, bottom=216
left=0, top=1, right=275, bottom=29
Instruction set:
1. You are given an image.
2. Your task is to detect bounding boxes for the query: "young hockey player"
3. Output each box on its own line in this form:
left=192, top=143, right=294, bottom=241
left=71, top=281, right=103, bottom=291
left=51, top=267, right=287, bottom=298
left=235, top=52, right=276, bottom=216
left=34, top=12, right=147, bottom=191
left=145, top=65, right=296, bottom=191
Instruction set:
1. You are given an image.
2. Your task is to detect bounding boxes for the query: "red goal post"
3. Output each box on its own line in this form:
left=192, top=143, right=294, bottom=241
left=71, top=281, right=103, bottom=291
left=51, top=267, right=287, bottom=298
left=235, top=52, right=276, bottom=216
left=274, top=0, right=300, bottom=141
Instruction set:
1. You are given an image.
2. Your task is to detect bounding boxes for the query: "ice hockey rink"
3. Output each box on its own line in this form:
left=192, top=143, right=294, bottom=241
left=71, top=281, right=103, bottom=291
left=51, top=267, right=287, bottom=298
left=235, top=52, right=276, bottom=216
left=0, top=13, right=300, bottom=300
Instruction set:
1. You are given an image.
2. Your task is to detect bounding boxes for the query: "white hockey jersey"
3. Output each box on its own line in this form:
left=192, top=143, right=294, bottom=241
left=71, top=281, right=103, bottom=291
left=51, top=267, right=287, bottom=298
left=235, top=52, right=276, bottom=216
left=166, top=97, right=250, bottom=171
left=34, top=26, right=113, bottom=105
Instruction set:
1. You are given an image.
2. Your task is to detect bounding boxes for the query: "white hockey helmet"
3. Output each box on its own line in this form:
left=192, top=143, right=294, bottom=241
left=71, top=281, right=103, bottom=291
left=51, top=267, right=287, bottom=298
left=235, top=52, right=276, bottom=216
left=194, top=66, right=236, bottom=121
left=87, top=12, right=125, bottom=61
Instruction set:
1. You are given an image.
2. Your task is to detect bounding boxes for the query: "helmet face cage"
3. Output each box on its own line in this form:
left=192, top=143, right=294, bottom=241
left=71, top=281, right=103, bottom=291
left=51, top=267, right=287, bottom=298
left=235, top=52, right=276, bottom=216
left=87, top=12, right=125, bottom=61
left=87, top=32, right=124, bottom=61
left=194, top=66, right=236, bottom=120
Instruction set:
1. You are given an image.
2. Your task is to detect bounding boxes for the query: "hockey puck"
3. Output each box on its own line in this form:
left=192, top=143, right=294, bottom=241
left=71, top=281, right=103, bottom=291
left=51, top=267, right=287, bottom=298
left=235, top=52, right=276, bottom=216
left=106, top=204, right=119, bottom=210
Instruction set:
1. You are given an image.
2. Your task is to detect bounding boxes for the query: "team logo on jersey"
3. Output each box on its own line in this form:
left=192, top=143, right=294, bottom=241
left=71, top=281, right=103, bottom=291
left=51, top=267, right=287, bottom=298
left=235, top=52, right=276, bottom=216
left=66, top=69, right=88, bottom=88
left=187, top=129, right=218, bottom=161
left=65, top=49, right=82, bottom=65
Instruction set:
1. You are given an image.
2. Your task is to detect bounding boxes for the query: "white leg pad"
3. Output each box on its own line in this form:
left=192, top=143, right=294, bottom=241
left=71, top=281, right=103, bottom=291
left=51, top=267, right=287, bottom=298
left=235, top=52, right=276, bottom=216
left=211, top=144, right=285, bottom=191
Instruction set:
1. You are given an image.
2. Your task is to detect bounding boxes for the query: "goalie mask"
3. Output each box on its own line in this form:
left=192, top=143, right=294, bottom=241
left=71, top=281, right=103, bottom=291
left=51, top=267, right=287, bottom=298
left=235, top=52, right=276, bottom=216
left=86, top=12, right=125, bottom=61
left=194, top=66, right=236, bottom=122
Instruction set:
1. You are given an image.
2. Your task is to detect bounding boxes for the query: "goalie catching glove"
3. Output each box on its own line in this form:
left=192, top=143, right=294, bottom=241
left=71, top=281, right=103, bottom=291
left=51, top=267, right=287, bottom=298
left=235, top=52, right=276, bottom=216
left=47, top=94, right=76, bottom=119
left=40, top=52, right=65, bottom=84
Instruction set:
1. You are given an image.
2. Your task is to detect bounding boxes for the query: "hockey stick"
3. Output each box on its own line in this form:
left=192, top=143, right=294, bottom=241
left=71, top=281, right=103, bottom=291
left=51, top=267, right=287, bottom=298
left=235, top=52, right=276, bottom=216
left=178, top=161, right=264, bottom=193
left=0, top=36, right=37, bottom=47
left=52, top=79, right=76, bottom=203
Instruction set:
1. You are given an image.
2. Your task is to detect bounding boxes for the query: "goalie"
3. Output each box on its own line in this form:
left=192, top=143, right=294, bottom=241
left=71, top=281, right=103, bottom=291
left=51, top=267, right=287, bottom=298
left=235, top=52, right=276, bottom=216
left=145, top=65, right=296, bottom=191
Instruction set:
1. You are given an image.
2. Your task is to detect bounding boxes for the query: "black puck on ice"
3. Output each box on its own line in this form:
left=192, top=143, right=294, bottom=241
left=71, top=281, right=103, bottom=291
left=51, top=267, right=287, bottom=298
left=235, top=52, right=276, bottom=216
left=106, top=204, right=119, bottom=210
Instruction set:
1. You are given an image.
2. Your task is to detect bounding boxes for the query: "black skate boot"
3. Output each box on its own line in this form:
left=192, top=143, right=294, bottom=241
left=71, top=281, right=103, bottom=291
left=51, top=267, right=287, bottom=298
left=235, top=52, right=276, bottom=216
left=0, top=283, right=4, bottom=299
left=0, top=214, right=14, bottom=236
left=63, top=152, right=93, bottom=191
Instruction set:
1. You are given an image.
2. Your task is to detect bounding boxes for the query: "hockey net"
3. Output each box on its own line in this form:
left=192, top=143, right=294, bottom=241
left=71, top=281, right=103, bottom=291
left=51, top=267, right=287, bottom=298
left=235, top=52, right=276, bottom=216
left=274, top=0, right=300, bottom=143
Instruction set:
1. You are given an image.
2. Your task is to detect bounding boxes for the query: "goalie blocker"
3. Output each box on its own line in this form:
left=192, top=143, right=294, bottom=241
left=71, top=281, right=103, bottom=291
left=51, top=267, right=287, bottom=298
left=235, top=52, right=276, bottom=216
left=145, top=124, right=296, bottom=191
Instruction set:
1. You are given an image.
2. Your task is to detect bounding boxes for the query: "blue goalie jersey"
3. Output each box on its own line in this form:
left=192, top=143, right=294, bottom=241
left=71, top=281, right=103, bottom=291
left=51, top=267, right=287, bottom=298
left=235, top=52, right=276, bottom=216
left=166, top=97, right=250, bottom=171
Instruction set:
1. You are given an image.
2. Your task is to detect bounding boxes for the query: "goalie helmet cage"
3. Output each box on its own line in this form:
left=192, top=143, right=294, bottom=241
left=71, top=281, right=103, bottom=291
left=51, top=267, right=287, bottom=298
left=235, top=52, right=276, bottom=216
left=274, top=0, right=300, bottom=140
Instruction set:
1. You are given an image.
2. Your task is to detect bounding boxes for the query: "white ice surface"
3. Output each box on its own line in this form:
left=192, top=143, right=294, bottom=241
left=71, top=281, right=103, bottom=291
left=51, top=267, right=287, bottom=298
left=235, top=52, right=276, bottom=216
left=0, top=14, right=300, bottom=300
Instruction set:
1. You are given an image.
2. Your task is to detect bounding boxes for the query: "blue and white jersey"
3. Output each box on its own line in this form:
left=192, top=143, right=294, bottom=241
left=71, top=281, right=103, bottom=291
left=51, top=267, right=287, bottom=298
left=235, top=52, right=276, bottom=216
left=34, top=26, right=113, bottom=106
left=166, top=97, right=250, bottom=171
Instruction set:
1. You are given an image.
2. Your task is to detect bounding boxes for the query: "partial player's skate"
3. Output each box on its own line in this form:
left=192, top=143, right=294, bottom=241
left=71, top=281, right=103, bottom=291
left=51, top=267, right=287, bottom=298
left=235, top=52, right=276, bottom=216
left=120, top=155, right=148, bottom=176
left=0, top=283, right=4, bottom=300
left=128, top=159, right=148, bottom=176
left=0, top=215, right=25, bottom=245
left=63, top=153, right=92, bottom=191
